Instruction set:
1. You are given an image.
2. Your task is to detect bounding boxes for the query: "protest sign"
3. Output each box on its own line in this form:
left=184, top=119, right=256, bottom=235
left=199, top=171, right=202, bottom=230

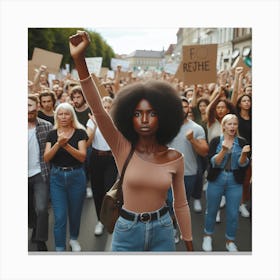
left=100, top=67, right=109, bottom=79
left=28, top=60, right=36, bottom=81
left=174, top=61, right=184, bottom=82
left=111, top=58, right=130, bottom=72
left=31, top=48, right=63, bottom=74
left=85, top=57, right=103, bottom=76
left=91, top=73, right=109, bottom=98
left=164, top=63, right=179, bottom=75
left=182, top=44, right=218, bottom=84
left=231, top=56, right=251, bottom=75
left=107, top=70, right=115, bottom=79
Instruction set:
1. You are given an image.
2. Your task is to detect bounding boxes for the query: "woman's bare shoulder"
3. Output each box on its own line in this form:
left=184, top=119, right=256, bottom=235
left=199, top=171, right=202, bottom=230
left=166, top=148, right=183, bottom=162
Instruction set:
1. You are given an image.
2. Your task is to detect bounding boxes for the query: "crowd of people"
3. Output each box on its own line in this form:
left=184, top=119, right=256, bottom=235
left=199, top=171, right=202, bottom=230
left=28, top=30, right=252, bottom=252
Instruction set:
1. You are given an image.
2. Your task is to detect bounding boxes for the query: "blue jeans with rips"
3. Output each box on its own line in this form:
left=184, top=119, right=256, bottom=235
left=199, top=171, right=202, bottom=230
left=112, top=207, right=175, bottom=251
left=204, top=170, right=242, bottom=240
left=50, top=166, right=86, bottom=251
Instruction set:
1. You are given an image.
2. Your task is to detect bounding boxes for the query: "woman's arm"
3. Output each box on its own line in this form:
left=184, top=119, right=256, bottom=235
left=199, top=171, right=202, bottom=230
left=186, top=130, right=209, bottom=157
left=44, top=141, right=61, bottom=162
left=213, top=140, right=229, bottom=165
left=172, top=158, right=193, bottom=251
left=69, top=31, right=126, bottom=157
left=239, top=145, right=250, bottom=166
left=231, top=67, right=243, bottom=106
left=63, top=140, right=87, bottom=163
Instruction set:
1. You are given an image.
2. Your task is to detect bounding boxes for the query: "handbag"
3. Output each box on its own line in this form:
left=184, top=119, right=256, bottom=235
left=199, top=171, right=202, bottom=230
left=100, top=146, right=134, bottom=234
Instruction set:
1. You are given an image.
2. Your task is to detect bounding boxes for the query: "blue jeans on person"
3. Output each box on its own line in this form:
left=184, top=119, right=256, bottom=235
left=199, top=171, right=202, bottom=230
left=167, top=174, right=197, bottom=216
left=112, top=207, right=175, bottom=251
left=204, top=171, right=242, bottom=241
left=50, top=166, right=86, bottom=251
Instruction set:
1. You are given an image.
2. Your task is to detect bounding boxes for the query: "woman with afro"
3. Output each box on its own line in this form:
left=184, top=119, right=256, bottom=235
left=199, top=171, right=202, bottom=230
left=69, top=30, right=193, bottom=251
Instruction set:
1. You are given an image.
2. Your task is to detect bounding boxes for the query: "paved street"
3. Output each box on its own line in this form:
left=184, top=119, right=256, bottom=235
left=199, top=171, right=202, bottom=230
left=28, top=183, right=252, bottom=253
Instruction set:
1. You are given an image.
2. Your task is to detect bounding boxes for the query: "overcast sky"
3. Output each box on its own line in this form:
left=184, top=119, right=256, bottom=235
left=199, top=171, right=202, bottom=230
left=90, top=28, right=179, bottom=55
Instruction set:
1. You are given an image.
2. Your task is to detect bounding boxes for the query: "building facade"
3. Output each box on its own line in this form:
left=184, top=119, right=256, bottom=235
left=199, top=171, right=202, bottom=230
left=124, top=50, right=165, bottom=71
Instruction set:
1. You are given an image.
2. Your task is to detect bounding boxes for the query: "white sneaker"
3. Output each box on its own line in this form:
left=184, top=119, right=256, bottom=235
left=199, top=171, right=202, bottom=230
left=216, top=210, right=221, bottom=223
left=239, top=204, right=250, bottom=218
left=202, top=236, right=212, bottom=252
left=94, top=221, right=104, bottom=236
left=226, top=242, right=238, bottom=252
left=173, top=228, right=180, bottom=244
left=220, top=195, right=226, bottom=208
left=69, top=239, right=81, bottom=252
left=86, top=187, right=93, bottom=198
left=193, top=199, right=202, bottom=213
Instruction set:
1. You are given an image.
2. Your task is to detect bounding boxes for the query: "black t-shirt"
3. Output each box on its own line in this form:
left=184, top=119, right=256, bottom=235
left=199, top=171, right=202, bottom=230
left=46, top=129, right=88, bottom=167
left=74, top=107, right=92, bottom=128
left=38, top=110, right=54, bottom=125
left=237, top=114, right=252, bottom=146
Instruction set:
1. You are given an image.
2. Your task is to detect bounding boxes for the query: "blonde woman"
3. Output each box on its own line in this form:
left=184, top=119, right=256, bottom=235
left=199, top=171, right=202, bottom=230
left=202, top=114, right=250, bottom=252
left=44, top=102, right=88, bottom=251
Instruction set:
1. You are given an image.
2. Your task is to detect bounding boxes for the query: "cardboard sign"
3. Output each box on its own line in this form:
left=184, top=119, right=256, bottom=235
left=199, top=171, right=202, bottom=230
left=31, top=47, right=63, bottom=74
left=231, top=56, right=251, bottom=75
left=182, top=44, right=218, bottom=84
left=28, top=60, right=36, bottom=81
left=100, top=67, right=109, bottom=79
left=91, top=73, right=109, bottom=98
left=85, top=57, right=103, bottom=76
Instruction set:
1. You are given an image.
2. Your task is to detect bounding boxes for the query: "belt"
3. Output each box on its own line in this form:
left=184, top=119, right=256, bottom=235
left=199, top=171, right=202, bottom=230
left=224, top=169, right=233, bottom=172
left=92, top=148, right=112, bottom=156
left=120, top=206, right=169, bottom=223
left=53, top=165, right=82, bottom=171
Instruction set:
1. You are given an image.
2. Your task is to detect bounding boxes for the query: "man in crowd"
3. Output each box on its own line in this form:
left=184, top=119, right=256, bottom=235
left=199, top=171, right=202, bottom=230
left=70, top=85, right=93, bottom=198
left=38, top=91, right=56, bottom=125
left=28, top=94, right=53, bottom=251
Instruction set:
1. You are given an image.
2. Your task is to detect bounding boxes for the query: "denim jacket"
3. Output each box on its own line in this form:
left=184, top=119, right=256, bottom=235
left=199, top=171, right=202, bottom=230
left=210, top=135, right=249, bottom=170
left=207, top=135, right=249, bottom=183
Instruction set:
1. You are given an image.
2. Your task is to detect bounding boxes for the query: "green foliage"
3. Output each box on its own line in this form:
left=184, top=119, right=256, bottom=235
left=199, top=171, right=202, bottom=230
left=28, top=28, right=116, bottom=70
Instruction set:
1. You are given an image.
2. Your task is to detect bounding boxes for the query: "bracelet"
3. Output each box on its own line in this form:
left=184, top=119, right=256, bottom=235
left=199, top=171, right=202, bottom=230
left=79, top=75, right=92, bottom=82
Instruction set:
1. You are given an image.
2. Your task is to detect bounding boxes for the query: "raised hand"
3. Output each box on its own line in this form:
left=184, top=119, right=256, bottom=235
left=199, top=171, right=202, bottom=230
left=221, top=140, right=232, bottom=151
left=69, top=30, right=91, bottom=60
left=241, top=145, right=250, bottom=154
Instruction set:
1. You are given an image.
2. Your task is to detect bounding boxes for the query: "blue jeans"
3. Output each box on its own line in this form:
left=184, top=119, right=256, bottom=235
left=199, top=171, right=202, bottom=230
left=112, top=207, right=175, bottom=251
left=50, top=166, right=86, bottom=251
left=167, top=174, right=197, bottom=216
left=204, top=171, right=242, bottom=240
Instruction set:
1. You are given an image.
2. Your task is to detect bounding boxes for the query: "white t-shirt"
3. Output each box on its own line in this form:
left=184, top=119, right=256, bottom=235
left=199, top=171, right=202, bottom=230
left=169, top=120, right=206, bottom=176
left=28, top=127, right=41, bottom=177
left=86, top=119, right=111, bottom=151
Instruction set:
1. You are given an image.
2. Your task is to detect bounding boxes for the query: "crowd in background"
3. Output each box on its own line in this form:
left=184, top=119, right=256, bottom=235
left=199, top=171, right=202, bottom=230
left=28, top=61, right=252, bottom=252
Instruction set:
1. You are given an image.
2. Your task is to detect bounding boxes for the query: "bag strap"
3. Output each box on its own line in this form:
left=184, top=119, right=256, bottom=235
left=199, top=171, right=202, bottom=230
left=116, top=145, right=135, bottom=202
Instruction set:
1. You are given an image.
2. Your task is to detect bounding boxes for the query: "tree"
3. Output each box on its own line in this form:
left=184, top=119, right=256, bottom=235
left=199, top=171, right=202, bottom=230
left=28, top=28, right=116, bottom=70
